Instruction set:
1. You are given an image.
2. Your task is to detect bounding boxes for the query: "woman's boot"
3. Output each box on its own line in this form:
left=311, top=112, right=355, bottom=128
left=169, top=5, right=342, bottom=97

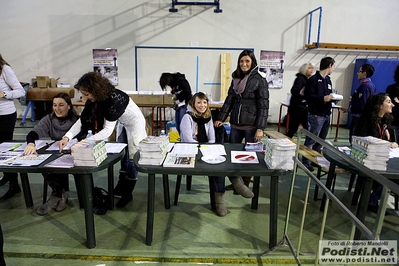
left=113, top=172, right=127, bottom=197
left=230, top=177, right=254, bottom=198
left=36, top=193, right=61, bottom=216
left=214, top=192, right=227, bottom=217
left=116, top=178, right=136, bottom=208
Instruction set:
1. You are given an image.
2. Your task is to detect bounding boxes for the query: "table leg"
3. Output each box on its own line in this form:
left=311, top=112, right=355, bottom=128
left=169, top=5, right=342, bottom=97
left=334, top=109, right=341, bottom=142
left=162, top=174, right=170, bottom=209
left=278, top=104, right=283, bottom=132
left=251, top=176, right=260, bottom=209
left=108, top=165, right=115, bottom=209
left=19, top=173, right=33, bottom=208
left=320, top=161, right=337, bottom=212
left=146, top=173, right=155, bottom=246
left=354, top=176, right=372, bottom=240
left=269, top=175, right=278, bottom=249
left=81, top=174, right=96, bottom=249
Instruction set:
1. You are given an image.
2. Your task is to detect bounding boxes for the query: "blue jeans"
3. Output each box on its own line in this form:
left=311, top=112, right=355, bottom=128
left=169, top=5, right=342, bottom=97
left=175, top=105, right=188, bottom=133
left=229, top=127, right=257, bottom=144
left=210, top=176, right=225, bottom=193
left=117, top=126, right=138, bottom=180
left=302, top=114, right=330, bottom=165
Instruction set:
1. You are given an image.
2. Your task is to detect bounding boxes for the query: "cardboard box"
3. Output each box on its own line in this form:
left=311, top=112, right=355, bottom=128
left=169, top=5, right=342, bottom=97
left=50, top=78, right=58, bottom=88
left=36, top=76, right=49, bottom=88
left=129, top=94, right=163, bottom=105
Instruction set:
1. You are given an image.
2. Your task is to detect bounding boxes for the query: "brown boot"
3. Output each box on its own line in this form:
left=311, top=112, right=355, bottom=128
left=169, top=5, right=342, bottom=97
left=214, top=192, right=227, bottom=217
left=230, top=177, right=254, bottom=198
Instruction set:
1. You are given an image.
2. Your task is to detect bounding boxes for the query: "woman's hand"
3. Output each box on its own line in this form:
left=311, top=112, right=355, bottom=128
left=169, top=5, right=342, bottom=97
left=391, top=142, right=398, bottom=149
left=214, top=120, right=223, bottom=127
left=254, top=129, right=263, bottom=141
left=23, top=143, right=37, bottom=155
left=59, top=137, right=69, bottom=152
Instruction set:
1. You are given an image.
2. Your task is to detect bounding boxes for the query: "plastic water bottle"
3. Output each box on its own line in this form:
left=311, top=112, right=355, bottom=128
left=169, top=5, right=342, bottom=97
left=87, top=130, right=93, bottom=138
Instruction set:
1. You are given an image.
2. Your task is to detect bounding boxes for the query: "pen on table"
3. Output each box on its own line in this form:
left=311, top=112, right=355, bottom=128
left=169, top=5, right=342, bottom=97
left=9, top=143, right=22, bottom=151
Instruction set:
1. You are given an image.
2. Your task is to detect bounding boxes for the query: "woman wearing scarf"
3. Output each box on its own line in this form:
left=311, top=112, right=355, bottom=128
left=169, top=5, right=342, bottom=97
left=214, top=49, right=269, bottom=197
left=180, top=92, right=228, bottom=216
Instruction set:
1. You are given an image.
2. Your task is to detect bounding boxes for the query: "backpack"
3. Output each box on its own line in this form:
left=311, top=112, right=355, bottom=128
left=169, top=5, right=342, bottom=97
left=92, top=187, right=111, bottom=215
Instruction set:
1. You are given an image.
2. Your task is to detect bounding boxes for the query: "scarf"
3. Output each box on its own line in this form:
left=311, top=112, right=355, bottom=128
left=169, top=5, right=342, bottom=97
left=233, top=74, right=249, bottom=94
left=190, top=114, right=211, bottom=143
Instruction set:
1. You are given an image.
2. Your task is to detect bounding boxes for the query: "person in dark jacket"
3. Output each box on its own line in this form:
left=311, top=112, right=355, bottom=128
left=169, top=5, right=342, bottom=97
left=159, top=72, right=192, bottom=133
left=385, top=64, right=399, bottom=143
left=301, top=57, right=336, bottom=171
left=214, top=49, right=269, bottom=197
left=285, top=62, right=315, bottom=138
left=354, top=93, right=398, bottom=213
left=349, top=63, right=376, bottom=144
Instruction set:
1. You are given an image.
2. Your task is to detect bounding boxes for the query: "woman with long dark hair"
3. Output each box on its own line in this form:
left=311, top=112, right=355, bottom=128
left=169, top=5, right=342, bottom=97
left=0, top=54, right=25, bottom=200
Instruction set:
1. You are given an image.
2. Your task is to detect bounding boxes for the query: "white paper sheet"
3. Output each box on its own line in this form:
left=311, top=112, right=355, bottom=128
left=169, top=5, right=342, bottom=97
left=199, top=144, right=227, bottom=156
left=171, top=143, right=198, bottom=155
left=104, top=143, right=127, bottom=154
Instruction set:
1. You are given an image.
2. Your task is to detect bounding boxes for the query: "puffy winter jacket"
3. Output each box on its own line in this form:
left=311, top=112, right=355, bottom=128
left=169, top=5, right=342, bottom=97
left=218, top=66, right=269, bottom=130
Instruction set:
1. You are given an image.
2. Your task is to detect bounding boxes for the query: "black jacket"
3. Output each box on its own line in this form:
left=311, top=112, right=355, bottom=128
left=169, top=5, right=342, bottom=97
left=218, top=66, right=269, bottom=130
left=171, top=73, right=192, bottom=104
left=289, top=73, right=307, bottom=110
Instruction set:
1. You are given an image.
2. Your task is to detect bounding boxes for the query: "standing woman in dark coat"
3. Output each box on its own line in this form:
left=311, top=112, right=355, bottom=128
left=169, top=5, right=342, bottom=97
left=285, top=62, right=315, bottom=138
left=214, top=49, right=269, bottom=197
left=159, top=72, right=192, bottom=133
left=385, top=64, right=399, bottom=143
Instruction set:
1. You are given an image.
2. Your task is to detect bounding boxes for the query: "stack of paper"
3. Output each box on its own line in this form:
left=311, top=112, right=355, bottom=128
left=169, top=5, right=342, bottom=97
left=138, top=135, right=170, bottom=165
left=71, top=140, right=107, bottom=167
left=263, top=138, right=296, bottom=170
left=351, top=136, right=391, bottom=171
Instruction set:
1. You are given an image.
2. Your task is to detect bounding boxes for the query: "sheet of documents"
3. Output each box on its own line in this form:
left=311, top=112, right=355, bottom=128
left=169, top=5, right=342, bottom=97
left=171, top=143, right=198, bottom=154
left=199, top=144, right=227, bottom=156
left=2, top=154, right=52, bottom=166
left=14, top=140, right=54, bottom=152
left=46, top=139, right=78, bottom=151
left=105, top=143, right=127, bottom=154
left=0, top=142, right=24, bottom=152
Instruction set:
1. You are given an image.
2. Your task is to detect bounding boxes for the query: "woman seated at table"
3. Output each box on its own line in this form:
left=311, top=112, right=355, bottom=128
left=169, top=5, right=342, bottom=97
left=59, top=72, right=147, bottom=208
left=23, top=92, right=80, bottom=215
left=180, top=92, right=252, bottom=217
left=353, top=92, right=398, bottom=213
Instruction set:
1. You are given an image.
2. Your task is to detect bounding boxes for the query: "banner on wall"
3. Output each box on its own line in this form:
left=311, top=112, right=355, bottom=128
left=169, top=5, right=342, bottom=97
left=259, top=50, right=285, bottom=89
left=93, top=49, right=118, bottom=86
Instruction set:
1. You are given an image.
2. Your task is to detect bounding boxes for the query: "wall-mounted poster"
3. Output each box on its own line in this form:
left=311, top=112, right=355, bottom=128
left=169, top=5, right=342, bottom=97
left=259, top=50, right=285, bottom=89
left=93, top=49, right=118, bottom=86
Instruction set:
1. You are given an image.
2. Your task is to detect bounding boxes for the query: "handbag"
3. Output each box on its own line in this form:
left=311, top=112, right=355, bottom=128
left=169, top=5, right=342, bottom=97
left=92, top=187, right=111, bottom=215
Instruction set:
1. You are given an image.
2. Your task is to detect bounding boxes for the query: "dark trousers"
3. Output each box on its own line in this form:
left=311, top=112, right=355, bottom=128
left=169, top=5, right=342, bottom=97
left=44, top=173, right=68, bottom=198
left=286, top=106, right=308, bottom=138
left=0, top=112, right=18, bottom=183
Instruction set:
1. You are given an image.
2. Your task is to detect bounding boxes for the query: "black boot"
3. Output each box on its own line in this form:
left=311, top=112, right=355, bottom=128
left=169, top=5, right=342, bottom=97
left=0, top=176, right=10, bottom=186
left=0, top=184, right=21, bottom=200
left=113, top=173, right=127, bottom=197
left=116, top=179, right=136, bottom=208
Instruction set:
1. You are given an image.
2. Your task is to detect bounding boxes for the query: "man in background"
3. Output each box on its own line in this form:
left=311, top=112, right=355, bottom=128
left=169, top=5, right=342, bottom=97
left=349, top=64, right=376, bottom=144
left=302, top=57, right=336, bottom=171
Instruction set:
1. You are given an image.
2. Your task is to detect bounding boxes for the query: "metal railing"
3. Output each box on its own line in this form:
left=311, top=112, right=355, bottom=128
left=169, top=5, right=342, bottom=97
left=275, top=129, right=399, bottom=265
